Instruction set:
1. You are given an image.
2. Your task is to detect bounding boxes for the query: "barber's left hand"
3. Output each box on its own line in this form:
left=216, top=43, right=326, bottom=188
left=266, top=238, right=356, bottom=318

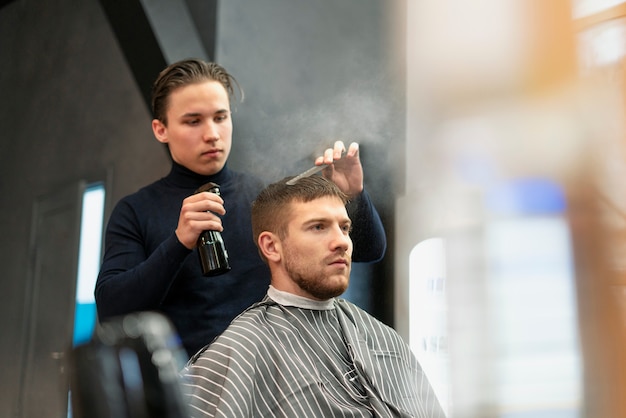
left=315, top=140, right=363, bottom=198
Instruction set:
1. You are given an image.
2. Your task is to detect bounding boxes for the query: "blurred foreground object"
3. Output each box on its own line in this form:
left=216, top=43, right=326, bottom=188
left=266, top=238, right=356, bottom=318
left=401, top=0, right=626, bottom=416
left=69, top=312, right=189, bottom=418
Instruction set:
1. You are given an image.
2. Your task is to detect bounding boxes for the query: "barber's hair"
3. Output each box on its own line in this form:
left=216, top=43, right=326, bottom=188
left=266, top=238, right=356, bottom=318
left=151, top=58, right=242, bottom=124
left=251, top=176, right=349, bottom=250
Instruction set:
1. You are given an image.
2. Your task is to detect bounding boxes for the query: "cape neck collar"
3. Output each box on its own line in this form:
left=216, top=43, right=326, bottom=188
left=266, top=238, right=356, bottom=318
left=268, top=285, right=336, bottom=310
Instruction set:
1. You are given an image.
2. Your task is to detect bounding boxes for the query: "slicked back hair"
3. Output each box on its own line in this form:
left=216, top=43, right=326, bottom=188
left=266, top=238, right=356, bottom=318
left=151, top=58, right=242, bottom=125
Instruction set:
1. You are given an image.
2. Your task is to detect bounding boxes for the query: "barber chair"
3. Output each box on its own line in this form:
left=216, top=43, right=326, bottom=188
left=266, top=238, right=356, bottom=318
left=69, top=312, right=189, bottom=418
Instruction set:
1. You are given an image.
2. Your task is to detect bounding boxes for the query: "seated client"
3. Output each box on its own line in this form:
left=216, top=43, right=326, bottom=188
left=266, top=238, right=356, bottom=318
left=182, top=175, right=445, bottom=417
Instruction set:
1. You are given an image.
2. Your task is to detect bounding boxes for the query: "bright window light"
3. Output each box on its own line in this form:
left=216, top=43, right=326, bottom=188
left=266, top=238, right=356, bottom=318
left=73, top=182, right=105, bottom=346
left=573, top=0, right=625, bottom=19
left=409, top=238, right=449, bottom=414
left=578, top=18, right=626, bottom=71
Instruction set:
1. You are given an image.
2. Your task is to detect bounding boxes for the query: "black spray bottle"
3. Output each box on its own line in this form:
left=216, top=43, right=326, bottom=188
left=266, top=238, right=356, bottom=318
left=195, top=182, right=231, bottom=276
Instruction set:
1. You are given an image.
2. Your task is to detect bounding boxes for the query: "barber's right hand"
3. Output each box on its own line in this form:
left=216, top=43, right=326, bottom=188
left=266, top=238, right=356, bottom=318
left=175, top=192, right=226, bottom=249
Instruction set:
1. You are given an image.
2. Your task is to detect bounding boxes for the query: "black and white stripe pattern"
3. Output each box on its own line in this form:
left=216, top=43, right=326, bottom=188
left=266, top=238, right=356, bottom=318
left=182, top=293, right=445, bottom=417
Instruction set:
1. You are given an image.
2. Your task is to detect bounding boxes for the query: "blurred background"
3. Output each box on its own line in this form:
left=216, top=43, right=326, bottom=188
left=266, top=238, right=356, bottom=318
left=1, top=0, right=626, bottom=416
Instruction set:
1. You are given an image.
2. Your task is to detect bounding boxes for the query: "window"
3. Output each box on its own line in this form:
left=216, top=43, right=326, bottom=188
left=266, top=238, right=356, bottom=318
left=72, top=182, right=105, bottom=346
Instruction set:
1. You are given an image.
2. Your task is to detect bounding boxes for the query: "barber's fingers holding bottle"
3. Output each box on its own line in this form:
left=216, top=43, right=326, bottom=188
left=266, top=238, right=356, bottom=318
left=315, top=140, right=364, bottom=198
left=175, top=192, right=225, bottom=250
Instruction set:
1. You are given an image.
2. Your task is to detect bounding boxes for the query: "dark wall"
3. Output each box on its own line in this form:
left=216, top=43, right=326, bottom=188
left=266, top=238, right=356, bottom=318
left=0, top=0, right=403, bottom=415
left=216, top=0, right=404, bottom=321
left=0, top=0, right=169, bottom=415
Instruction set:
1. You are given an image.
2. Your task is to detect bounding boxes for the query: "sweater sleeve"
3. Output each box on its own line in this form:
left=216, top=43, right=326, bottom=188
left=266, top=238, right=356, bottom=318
left=94, top=199, right=192, bottom=320
left=347, top=189, right=387, bottom=263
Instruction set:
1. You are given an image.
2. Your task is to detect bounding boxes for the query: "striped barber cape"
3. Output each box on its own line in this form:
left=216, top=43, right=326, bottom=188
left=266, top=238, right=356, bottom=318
left=182, top=286, right=445, bottom=418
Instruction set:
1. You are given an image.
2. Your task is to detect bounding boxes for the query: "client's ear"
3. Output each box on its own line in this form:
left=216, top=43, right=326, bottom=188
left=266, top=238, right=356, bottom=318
left=258, top=232, right=281, bottom=262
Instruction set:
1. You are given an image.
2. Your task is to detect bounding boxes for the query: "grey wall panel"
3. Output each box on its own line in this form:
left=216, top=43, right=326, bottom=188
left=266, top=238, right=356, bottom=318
left=216, top=0, right=403, bottom=322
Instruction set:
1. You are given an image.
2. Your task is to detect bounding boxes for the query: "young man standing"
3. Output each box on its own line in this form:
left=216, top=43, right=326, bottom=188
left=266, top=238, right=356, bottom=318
left=95, top=59, right=387, bottom=357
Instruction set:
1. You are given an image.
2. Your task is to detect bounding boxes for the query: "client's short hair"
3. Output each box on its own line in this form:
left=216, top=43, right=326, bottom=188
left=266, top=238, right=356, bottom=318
left=251, top=176, right=349, bottom=253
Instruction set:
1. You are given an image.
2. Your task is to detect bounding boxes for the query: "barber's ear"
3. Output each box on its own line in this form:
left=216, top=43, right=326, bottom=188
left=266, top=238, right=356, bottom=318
left=152, top=119, right=169, bottom=143
left=258, top=232, right=281, bottom=262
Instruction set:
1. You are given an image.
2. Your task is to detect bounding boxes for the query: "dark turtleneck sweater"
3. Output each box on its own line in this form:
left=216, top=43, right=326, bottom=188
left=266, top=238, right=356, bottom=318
left=95, top=162, right=386, bottom=357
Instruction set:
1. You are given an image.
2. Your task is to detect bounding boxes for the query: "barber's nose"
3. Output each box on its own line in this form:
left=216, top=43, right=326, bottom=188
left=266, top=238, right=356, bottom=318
left=203, top=122, right=219, bottom=142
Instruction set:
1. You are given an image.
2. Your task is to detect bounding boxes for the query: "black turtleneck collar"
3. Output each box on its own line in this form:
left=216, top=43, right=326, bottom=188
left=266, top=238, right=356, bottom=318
left=163, top=161, right=234, bottom=190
